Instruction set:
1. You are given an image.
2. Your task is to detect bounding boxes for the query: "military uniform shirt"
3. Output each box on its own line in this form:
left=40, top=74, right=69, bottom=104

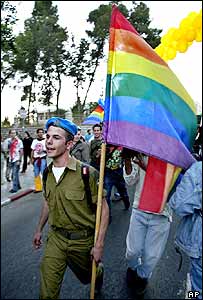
left=43, top=156, right=106, bottom=231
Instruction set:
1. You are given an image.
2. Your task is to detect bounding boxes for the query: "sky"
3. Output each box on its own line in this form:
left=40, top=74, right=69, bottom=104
left=1, top=1, right=202, bottom=123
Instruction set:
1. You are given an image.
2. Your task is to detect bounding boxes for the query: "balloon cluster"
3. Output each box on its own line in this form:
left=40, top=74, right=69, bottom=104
left=155, top=9, right=202, bottom=61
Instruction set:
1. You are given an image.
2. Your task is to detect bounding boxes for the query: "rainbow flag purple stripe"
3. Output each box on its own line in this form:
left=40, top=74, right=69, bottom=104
left=103, top=6, right=197, bottom=170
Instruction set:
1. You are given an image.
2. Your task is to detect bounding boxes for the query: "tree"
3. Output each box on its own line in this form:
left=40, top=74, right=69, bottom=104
left=1, top=1, right=18, bottom=91
left=14, top=1, right=70, bottom=120
left=129, top=1, right=162, bottom=48
left=1, top=116, right=11, bottom=127
left=69, top=1, right=162, bottom=113
left=32, top=1, right=70, bottom=113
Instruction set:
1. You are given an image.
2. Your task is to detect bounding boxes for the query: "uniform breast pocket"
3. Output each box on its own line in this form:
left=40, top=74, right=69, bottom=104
left=65, top=190, right=85, bottom=201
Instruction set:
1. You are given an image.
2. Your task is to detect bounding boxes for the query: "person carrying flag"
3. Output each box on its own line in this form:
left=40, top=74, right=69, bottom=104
left=32, top=117, right=109, bottom=299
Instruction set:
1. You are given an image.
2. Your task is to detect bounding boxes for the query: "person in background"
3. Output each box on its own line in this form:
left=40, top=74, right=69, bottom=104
left=32, top=117, right=109, bottom=299
left=1, top=135, right=6, bottom=185
left=31, top=128, right=47, bottom=193
left=104, top=144, right=130, bottom=222
left=89, top=124, right=103, bottom=170
left=122, top=148, right=172, bottom=297
left=21, top=131, right=33, bottom=173
left=8, top=130, right=24, bottom=193
left=169, top=161, right=202, bottom=300
left=2, top=129, right=12, bottom=182
left=70, top=127, right=90, bottom=163
left=192, top=125, right=202, bottom=161
left=85, top=129, right=94, bottom=143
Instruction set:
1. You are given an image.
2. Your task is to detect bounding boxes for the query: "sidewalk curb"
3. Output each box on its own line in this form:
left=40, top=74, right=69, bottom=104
left=1, top=188, right=34, bottom=207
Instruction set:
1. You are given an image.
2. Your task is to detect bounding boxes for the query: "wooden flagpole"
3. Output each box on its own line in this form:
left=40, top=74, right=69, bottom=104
left=90, top=142, right=106, bottom=299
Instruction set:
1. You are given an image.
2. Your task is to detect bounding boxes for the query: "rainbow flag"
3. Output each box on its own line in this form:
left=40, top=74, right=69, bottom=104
left=83, top=98, right=104, bottom=124
left=103, top=6, right=197, bottom=212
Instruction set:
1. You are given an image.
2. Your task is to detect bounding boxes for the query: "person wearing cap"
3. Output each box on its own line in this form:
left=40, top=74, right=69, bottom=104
left=32, top=117, right=109, bottom=299
left=70, top=127, right=90, bottom=163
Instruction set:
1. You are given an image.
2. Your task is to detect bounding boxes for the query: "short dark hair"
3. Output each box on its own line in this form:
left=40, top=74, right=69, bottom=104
left=36, top=128, right=44, bottom=134
left=92, top=124, right=102, bottom=131
left=24, top=131, right=31, bottom=137
left=65, top=131, right=74, bottom=142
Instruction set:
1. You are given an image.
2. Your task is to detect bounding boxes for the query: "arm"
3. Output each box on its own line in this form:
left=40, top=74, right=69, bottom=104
left=31, top=150, right=34, bottom=164
left=19, top=148, right=23, bottom=161
left=91, top=197, right=109, bottom=263
left=169, top=164, right=202, bottom=217
left=82, top=143, right=90, bottom=163
left=123, top=160, right=140, bottom=186
left=133, top=154, right=147, bottom=171
left=33, top=199, right=49, bottom=249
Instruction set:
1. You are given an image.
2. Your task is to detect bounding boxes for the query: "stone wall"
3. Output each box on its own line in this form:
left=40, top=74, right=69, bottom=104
left=1, top=124, right=93, bottom=140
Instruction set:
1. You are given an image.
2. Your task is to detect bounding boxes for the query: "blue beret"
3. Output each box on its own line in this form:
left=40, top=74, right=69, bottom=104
left=45, top=117, right=78, bottom=137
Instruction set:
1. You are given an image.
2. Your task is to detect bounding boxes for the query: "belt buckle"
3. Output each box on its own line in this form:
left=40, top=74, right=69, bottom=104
left=63, top=230, right=70, bottom=239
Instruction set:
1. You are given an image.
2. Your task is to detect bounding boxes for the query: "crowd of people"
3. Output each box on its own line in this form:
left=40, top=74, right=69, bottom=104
left=1, top=117, right=202, bottom=299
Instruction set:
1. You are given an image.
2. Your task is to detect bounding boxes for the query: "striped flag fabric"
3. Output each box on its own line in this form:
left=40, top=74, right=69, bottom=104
left=103, top=6, right=197, bottom=213
left=82, top=98, right=104, bottom=124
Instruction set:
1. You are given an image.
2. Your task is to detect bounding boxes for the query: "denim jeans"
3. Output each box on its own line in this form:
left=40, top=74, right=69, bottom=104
left=33, top=158, right=47, bottom=177
left=11, top=161, right=21, bottom=191
left=190, top=257, right=202, bottom=299
left=126, top=208, right=171, bottom=279
left=104, top=167, right=129, bottom=214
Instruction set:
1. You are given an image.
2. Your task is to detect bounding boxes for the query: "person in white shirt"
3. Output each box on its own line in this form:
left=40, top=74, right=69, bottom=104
left=31, top=128, right=47, bottom=192
left=8, top=130, right=24, bottom=193
left=2, top=130, right=12, bottom=182
left=122, top=149, right=172, bottom=297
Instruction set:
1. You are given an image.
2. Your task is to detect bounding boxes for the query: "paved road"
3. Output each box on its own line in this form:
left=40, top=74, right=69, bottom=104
left=1, top=187, right=190, bottom=299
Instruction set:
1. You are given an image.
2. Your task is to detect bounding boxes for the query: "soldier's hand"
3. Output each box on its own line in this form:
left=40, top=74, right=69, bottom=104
left=90, top=245, right=103, bottom=263
left=33, top=232, right=42, bottom=249
left=96, top=149, right=101, bottom=158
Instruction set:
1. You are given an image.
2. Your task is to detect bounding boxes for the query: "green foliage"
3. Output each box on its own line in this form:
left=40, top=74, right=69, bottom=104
left=1, top=1, right=18, bottom=90
left=1, top=117, right=11, bottom=127
left=129, top=2, right=162, bottom=48
left=70, top=1, right=162, bottom=115
left=1, top=1, right=17, bottom=52
left=14, top=1, right=70, bottom=117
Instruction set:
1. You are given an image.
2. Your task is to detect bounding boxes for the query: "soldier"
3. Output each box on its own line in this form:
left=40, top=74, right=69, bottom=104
left=33, top=117, right=109, bottom=299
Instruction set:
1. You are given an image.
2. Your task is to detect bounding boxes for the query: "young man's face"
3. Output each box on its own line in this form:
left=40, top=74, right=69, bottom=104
left=93, top=126, right=102, bottom=139
left=45, top=126, right=73, bottom=158
left=37, top=130, right=44, bottom=139
left=74, top=130, right=81, bottom=143
left=10, top=130, right=17, bottom=139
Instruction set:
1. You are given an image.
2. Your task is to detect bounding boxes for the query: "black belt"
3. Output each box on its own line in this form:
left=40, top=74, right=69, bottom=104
left=51, top=226, right=94, bottom=240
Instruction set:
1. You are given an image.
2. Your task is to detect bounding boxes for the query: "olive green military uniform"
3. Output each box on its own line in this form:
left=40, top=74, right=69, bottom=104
left=40, top=156, right=106, bottom=299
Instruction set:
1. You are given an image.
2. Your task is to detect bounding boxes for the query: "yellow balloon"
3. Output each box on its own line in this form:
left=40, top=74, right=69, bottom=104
left=167, top=47, right=177, bottom=60
left=167, top=27, right=177, bottom=38
left=161, top=35, right=171, bottom=46
left=187, top=12, right=198, bottom=19
left=170, top=40, right=178, bottom=49
left=173, top=29, right=182, bottom=40
left=194, top=14, right=202, bottom=29
left=176, top=40, right=189, bottom=53
left=187, top=12, right=198, bottom=27
left=156, top=9, right=202, bottom=60
left=155, top=45, right=164, bottom=57
left=195, top=30, right=202, bottom=42
left=180, top=18, right=190, bottom=29
left=185, top=29, right=196, bottom=42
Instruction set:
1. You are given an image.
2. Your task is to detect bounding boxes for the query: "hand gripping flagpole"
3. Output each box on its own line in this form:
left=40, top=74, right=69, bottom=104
left=90, top=142, right=106, bottom=299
